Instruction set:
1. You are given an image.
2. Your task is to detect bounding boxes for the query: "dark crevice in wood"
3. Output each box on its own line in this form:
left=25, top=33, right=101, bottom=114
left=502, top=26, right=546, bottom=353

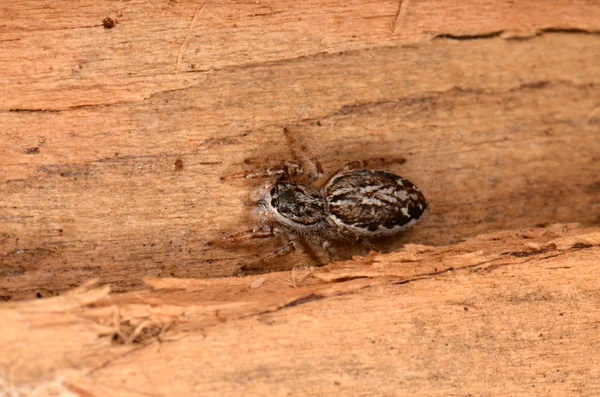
left=3, top=29, right=598, bottom=113
left=434, top=31, right=505, bottom=41
left=435, top=27, right=600, bottom=42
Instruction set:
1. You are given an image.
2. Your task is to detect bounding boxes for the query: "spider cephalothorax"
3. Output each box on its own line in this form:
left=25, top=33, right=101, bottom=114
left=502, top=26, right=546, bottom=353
left=216, top=127, right=428, bottom=265
left=264, top=181, right=327, bottom=228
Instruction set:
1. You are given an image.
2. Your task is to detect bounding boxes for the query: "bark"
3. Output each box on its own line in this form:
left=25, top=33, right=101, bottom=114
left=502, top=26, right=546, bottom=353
left=1, top=224, right=599, bottom=396
left=1, top=1, right=599, bottom=300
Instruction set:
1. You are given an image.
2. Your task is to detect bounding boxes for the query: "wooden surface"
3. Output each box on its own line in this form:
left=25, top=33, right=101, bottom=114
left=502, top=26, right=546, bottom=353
left=1, top=224, right=599, bottom=396
left=1, top=0, right=599, bottom=300
left=3, top=3, right=600, bottom=394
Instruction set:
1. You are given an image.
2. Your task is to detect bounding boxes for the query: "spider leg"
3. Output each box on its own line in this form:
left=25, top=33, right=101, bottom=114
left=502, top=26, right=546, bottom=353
left=308, top=235, right=339, bottom=262
left=319, top=161, right=369, bottom=187
left=341, top=160, right=368, bottom=171
left=220, top=161, right=301, bottom=181
left=262, top=240, right=296, bottom=262
left=356, top=237, right=376, bottom=254
left=341, top=157, right=407, bottom=172
left=323, top=158, right=406, bottom=187
left=209, top=226, right=281, bottom=245
left=283, top=126, right=324, bottom=183
left=238, top=239, right=297, bottom=274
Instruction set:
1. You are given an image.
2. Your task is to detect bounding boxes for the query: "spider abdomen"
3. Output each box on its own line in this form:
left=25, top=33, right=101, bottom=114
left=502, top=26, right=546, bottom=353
left=324, top=169, right=427, bottom=238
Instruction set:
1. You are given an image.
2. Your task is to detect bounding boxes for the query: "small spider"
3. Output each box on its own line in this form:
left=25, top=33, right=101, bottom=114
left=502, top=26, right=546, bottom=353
left=214, top=127, right=428, bottom=266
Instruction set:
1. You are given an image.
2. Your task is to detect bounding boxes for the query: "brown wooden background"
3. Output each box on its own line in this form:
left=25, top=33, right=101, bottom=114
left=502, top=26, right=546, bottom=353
left=1, top=1, right=600, bottom=394
left=2, top=224, right=600, bottom=396
left=1, top=0, right=599, bottom=301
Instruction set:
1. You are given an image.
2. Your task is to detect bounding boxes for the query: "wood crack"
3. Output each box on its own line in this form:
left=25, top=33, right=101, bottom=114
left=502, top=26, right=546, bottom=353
left=392, top=0, right=411, bottom=35
left=435, top=27, right=600, bottom=41
left=2, top=29, right=597, bottom=112
left=176, top=4, right=207, bottom=73
left=435, top=30, right=504, bottom=41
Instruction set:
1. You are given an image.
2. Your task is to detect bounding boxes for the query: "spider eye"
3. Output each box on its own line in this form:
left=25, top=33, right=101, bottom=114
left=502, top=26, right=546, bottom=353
left=270, top=197, right=279, bottom=207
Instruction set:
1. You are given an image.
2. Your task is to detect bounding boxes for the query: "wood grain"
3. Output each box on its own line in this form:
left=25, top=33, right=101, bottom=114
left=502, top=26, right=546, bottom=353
left=2, top=224, right=599, bottom=396
left=1, top=1, right=599, bottom=300
left=3, top=0, right=599, bottom=109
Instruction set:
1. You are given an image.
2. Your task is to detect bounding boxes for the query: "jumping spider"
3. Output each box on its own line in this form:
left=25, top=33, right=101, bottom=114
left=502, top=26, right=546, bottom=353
left=215, top=127, right=428, bottom=267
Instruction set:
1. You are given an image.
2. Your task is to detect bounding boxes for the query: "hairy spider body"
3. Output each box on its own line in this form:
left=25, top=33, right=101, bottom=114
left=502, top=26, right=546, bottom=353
left=264, top=181, right=326, bottom=228
left=325, top=169, right=427, bottom=238
left=217, top=128, right=428, bottom=265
